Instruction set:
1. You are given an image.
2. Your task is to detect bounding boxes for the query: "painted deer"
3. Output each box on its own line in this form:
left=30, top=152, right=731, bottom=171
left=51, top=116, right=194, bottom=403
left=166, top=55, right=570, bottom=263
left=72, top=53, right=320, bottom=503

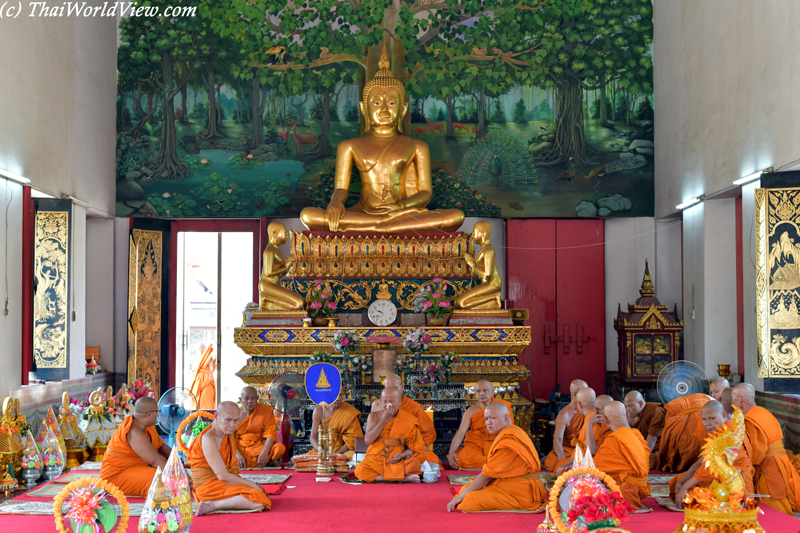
left=277, top=123, right=290, bottom=143
left=426, top=119, right=443, bottom=134
left=290, top=119, right=317, bottom=155
left=452, top=122, right=469, bottom=134
left=414, top=124, right=430, bottom=138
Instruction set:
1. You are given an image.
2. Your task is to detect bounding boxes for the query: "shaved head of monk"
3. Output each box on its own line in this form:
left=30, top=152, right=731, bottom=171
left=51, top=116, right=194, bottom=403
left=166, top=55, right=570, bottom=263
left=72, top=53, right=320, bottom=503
left=709, top=377, right=730, bottom=401
left=595, top=395, right=613, bottom=425
left=239, top=386, right=259, bottom=412
left=133, top=397, right=159, bottom=427
left=569, top=380, right=588, bottom=399
left=475, top=380, right=494, bottom=405
left=720, top=388, right=734, bottom=416
left=623, top=390, right=646, bottom=419
left=215, top=401, right=241, bottom=435
left=701, top=400, right=728, bottom=434
left=384, top=373, right=403, bottom=390
left=381, top=388, right=402, bottom=412
left=731, top=383, right=756, bottom=413
left=484, top=402, right=512, bottom=436
left=575, top=388, right=597, bottom=417
left=604, top=402, right=630, bottom=431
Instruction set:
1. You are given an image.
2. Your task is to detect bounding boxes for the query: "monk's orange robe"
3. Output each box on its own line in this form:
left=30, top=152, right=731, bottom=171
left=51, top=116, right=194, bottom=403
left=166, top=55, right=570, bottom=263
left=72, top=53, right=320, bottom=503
left=544, top=410, right=585, bottom=471
left=631, top=402, right=666, bottom=468
left=234, top=403, right=286, bottom=467
left=189, top=345, right=216, bottom=410
left=100, top=416, right=163, bottom=496
left=657, top=394, right=712, bottom=472
left=668, top=419, right=755, bottom=499
left=307, top=402, right=363, bottom=459
left=188, top=425, right=271, bottom=509
left=452, top=399, right=514, bottom=469
left=354, top=410, right=423, bottom=482
left=457, top=425, right=547, bottom=512
left=594, top=427, right=651, bottom=509
left=744, top=405, right=800, bottom=514
left=400, top=396, right=441, bottom=466
left=554, top=421, right=612, bottom=471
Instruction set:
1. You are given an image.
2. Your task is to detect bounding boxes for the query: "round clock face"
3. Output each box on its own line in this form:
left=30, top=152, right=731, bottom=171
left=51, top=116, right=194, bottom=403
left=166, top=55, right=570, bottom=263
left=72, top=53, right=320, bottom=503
left=368, top=299, right=397, bottom=326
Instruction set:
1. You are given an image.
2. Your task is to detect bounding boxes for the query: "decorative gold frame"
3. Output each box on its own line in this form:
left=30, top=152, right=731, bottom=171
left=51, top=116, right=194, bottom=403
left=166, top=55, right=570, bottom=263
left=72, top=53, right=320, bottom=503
left=548, top=466, right=621, bottom=533
left=33, top=211, right=69, bottom=370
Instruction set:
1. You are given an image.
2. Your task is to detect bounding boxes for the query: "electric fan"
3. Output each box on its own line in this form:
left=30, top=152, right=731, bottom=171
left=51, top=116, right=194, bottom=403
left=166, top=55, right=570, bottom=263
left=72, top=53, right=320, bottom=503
left=267, top=372, right=307, bottom=462
left=157, top=387, right=197, bottom=448
left=657, top=361, right=709, bottom=404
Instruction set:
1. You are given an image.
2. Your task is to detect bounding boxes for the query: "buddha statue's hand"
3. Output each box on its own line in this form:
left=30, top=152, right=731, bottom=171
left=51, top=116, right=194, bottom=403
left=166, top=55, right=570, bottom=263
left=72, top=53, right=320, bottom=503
left=326, top=200, right=346, bottom=232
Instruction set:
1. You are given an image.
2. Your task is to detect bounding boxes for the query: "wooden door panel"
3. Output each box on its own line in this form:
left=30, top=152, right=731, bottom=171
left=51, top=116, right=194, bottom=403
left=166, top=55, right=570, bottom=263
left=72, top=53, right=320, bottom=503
left=555, top=220, right=606, bottom=394
left=507, top=219, right=557, bottom=400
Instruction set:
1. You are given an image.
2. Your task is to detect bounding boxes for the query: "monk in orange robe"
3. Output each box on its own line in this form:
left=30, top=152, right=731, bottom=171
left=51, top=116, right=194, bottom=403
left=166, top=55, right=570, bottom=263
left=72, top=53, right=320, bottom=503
left=234, top=386, right=286, bottom=468
left=733, top=383, right=800, bottom=514
left=448, top=380, right=514, bottom=470
left=669, top=400, right=754, bottom=504
left=543, top=379, right=587, bottom=471
left=624, top=391, right=665, bottom=468
left=593, top=401, right=651, bottom=509
left=556, top=394, right=613, bottom=473
left=100, top=397, right=171, bottom=496
left=371, top=374, right=440, bottom=466
left=355, top=389, right=423, bottom=483
left=447, top=402, right=547, bottom=512
left=189, top=344, right=216, bottom=410
left=709, top=377, right=730, bottom=401
left=656, top=393, right=712, bottom=472
left=309, top=388, right=363, bottom=459
left=188, top=402, right=271, bottom=515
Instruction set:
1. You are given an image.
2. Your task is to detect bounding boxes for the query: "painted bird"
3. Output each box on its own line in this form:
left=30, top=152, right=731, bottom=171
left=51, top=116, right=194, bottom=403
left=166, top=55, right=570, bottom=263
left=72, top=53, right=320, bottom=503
left=585, top=154, right=647, bottom=192
left=458, top=131, right=538, bottom=187
left=554, top=157, right=579, bottom=191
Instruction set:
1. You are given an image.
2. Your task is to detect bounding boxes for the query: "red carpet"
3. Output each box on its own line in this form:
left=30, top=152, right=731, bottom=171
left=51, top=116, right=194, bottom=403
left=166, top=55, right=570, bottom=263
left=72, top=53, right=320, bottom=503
left=3, top=469, right=800, bottom=532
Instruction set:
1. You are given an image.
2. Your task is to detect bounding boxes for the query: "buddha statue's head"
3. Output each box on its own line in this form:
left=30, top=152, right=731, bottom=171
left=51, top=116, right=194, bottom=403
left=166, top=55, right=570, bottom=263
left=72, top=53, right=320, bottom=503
left=361, top=40, right=407, bottom=133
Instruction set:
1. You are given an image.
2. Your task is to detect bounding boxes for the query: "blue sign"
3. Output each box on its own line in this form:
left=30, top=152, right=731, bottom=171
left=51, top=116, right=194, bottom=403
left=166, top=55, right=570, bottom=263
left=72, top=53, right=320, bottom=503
left=305, top=363, right=342, bottom=405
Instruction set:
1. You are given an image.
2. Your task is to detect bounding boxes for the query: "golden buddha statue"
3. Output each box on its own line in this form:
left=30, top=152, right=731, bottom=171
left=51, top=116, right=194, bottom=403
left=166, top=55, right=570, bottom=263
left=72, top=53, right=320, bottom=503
left=454, top=221, right=502, bottom=309
left=300, top=41, right=464, bottom=235
left=259, top=222, right=305, bottom=310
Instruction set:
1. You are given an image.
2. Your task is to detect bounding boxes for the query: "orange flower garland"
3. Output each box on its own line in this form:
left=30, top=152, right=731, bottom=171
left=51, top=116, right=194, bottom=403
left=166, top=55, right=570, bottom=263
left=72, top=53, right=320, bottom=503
left=548, top=466, right=621, bottom=533
left=175, top=410, right=215, bottom=455
left=53, top=477, right=129, bottom=533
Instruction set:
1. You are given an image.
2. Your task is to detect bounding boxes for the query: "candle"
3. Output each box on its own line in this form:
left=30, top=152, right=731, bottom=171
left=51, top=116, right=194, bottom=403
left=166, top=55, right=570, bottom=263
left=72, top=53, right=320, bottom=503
left=425, top=408, right=434, bottom=423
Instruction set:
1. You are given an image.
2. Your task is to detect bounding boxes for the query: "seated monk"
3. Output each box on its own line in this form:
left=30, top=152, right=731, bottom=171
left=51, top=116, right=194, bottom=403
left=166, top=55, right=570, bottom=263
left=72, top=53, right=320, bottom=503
left=188, top=402, right=271, bottom=515
left=447, top=380, right=514, bottom=469
left=371, top=374, right=440, bottom=465
left=624, top=391, right=665, bottom=468
left=657, top=393, right=713, bottom=472
left=447, top=403, right=547, bottom=512
left=733, top=383, right=800, bottom=514
left=308, top=388, right=363, bottom=459
left=355, top=389, right=423, bottom=483
left=556, top=393, right=614, bottom=474
left=594, top=401, right=651, bottom=509
left=669, top=400, right=754, bottom=505
left=100, top=397, right=171, bottom=496
left=235, top=386, right=286, bottom=468
left=543, top=379, right=588, bottom=471
left=709, top=377, right=730, bottom=401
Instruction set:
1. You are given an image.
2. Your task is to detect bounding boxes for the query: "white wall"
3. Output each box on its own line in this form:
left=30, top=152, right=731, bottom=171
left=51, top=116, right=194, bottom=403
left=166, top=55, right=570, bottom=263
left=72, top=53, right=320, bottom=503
left=69, top=206, right=87, bottom=380
left=0, top=7, right=117, bottom=215
left=654, top=0, right=800, bottom=219
left=741, top=181, right=763, bottom=389
left=114, top=218, right=130, bottom=378
left=0, top=182, right=23, bottom=394
left=86, top=218, right=115, bottom=372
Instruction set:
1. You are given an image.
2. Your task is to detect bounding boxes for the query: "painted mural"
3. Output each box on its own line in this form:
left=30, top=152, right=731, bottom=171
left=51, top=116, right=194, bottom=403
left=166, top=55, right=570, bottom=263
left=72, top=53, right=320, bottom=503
left=115, top=0, right=653, bottom=219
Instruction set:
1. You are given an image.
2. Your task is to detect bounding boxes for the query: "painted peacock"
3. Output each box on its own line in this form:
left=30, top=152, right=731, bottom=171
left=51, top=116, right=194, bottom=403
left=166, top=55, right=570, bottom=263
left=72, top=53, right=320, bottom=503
left=458, top=132, right=538, bottom=188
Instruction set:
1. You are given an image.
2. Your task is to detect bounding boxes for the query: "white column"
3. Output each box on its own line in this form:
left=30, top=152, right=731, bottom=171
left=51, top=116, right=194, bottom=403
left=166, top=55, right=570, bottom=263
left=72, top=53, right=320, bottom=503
left=0, top=182, right=23, bottom=394
left=69, top=205, right=87, bottom=380
left=86, top=218, right=115, bottom=372
left=114, top=218, right=130, bottom=379
left=741, top=181, right=763, bottom=389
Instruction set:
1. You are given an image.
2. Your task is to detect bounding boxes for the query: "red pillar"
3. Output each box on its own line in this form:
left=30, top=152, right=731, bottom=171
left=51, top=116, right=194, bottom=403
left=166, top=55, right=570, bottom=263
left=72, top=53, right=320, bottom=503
left=21, top=187, right=34, bottom=385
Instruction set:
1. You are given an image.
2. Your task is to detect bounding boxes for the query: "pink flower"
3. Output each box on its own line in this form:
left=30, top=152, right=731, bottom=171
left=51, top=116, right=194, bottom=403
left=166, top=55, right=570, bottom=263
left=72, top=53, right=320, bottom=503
left=439, top=301, right=451, bottom=307
left=310, top=301, right=322, bottom=309
left=321, top=292, right=330, bottom=299
left=341, top=338, right=350, bottom=346
left=433, top=277, right=443, bottom=282
left=422, top=334, right=431, bottom=343
left=432, top=293, right=442, bottom=299
left=422, top=301, right=433, bottom=309
left=326, top=301, right=336, bottom=309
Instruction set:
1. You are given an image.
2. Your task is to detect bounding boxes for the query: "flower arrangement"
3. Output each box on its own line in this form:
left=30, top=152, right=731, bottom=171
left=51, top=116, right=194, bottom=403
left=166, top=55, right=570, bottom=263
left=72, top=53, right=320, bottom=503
left=309, top=350, right=334, bottom=364
left=419, top=363, right=446, bottom=384
left=337, top=363, right=358, bottom=387
left=351, top=354, right=373, bottom=373
left=402, top=328, right=431, bottom=356
left=176, top=411, right=215, bottom=455
left=549, top=467, right=623, bottom=533
left=566, top=491, right=634, bottom=530
left=439, top=351, right=460, bottom=371
left=419, top=279, right=452, bottom=318
left=331, top=329, right=360, bottom=358
left=127, top=379, right=155, bottom=402
left=54, top=478, right=128, bottom=533
left=393, top=355, right=413, bottom=374
left=140, top=467, right=187, bottom=533
left=161, top=449, right=193, bottom=530
left=307, top=280, right=337, bottom=317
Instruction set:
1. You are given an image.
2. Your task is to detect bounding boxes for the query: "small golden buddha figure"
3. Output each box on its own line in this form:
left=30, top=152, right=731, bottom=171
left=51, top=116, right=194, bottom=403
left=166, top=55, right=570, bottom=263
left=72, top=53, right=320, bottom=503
left=300, top=41, right=464, bottom=235
left=454, top=221, right=502, bottom=309
left=259, top=222, right=305, bottom=310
